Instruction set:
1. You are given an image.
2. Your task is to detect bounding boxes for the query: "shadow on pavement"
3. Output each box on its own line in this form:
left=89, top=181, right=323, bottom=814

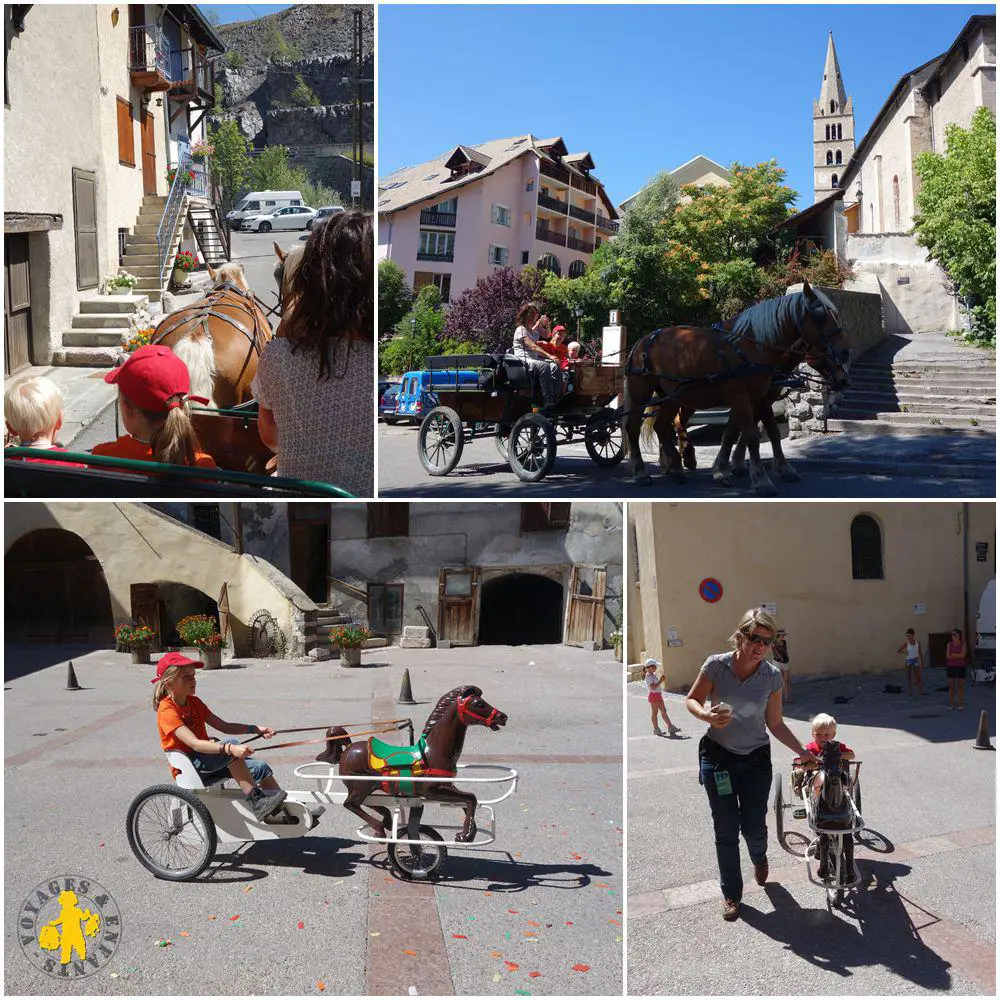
left=405, top=851, right=614, bottom=894
left=4, top=644, right=110, bottom=682
left=742, top=861, right=952, bottom=990
left=209, top=835, right=367, bottom=881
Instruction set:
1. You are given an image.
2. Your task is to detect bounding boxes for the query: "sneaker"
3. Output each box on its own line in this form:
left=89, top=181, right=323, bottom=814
left=668, top=725, right=681, bottom=735
left=722, top=899, right=740, bottom=921
left=753, top=858, right=769, bottom=886
left=246, top=787, right=287, bottom=821
left=653, top=728, right=665, bottom=736
left=958, top=704, right=965, bottom=710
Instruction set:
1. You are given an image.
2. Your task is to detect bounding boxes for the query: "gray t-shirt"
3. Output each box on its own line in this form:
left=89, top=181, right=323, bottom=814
left=699, top=652, right=783, bottom=755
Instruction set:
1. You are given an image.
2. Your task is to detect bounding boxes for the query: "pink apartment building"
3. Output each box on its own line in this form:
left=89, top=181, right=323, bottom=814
left=377, top=134, right=619, bottom=303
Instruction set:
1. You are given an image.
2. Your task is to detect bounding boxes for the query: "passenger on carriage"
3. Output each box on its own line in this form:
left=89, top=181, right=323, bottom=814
left=791, top=712, right=854, bottom=800
left=92, top=345, right=217, bottom=468
left=4, top=376, right=86, bottom=467
left=511, top=302, right=562, bottom=408
left=152, top=652, right=287, bottom=821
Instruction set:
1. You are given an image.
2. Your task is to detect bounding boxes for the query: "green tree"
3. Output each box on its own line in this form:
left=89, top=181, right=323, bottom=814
left=224, top=50, right=245, bottom=70
left=263, top=24, right=300, bottom=62
left=289, top=74, right=321, bottom=107
left=379, top=285, right=447, bottom=375
left=913, top=107, right=996, bottom=344
left=249, top=145, right=298, bottom=192
left=207, top=119, right=251, bottom=214
left=378, top=260, right=413, bottom=337
left=540, top=266, right=612, bottom=345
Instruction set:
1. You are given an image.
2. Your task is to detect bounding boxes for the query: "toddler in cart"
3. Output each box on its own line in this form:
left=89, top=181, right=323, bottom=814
left=791, top=712, right=855, bottom=800
left=152, top=652, right=287, bottom=821
left=644, top=659, right=681, bottom=736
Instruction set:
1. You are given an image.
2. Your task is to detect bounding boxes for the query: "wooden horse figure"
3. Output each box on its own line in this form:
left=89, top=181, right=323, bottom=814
left=622, top=281, right=850, bottom=496
left=811, top=741, right=856, bottom=882
left=153, top=262, right=273, bottom=408
left=317, top=685, right=507, bottom=843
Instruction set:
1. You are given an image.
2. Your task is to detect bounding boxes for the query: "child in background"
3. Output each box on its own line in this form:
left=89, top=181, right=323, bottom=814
left=896, top=628, right=926, bottom=695
left=644, top=659, right=681, bottom=736
left=4, top=376, right=85, bottom=467
left=92, top=344, right=216, bottom=468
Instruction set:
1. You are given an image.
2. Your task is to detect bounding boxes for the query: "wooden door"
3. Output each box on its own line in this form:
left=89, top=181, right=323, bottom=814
left=72, top=168, right=99, bottom=289
left=290, top=505, right=329, bottom=602
left=565, top=565, right=607, bottom=646
left=130, top=582, right=162, bottom=649
left=141, top=112, right=157, bottom=195
left=437, top=568, right=480, bottom=646
left=4, top=234, right=32, bottom=375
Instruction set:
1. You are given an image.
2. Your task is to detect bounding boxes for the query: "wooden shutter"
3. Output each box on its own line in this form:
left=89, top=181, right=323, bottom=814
left=116, top=97, right=135, bottom=167
left=367, top=503, right=410, bottom=538
left=565, top=565, right=608, bottom=646
left=72, top=168, right=99, bottom=290
left=4, top=234, right=32, bottom=374
left=521, top=502, right=572, bottom=532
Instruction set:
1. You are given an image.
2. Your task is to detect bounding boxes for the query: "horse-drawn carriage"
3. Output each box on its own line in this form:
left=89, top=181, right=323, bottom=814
left=126, top=686, right=517, bottom=883
left=416, top=352, right=626, bottom=483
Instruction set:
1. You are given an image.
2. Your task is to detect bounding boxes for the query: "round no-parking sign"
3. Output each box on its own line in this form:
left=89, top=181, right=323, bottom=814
left=699, top=578, right=723, bottom=603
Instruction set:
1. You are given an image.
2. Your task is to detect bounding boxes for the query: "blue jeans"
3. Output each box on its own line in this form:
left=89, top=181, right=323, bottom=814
left=192, top=750, right=273, bottom=787
left=699, top=736, right=772, bottom=902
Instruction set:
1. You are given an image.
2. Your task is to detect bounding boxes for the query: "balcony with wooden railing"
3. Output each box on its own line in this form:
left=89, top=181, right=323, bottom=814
left=169, top=44, right=216, bottom=104
left=535, top=222, right=567, bottom=247
left=419, top=208, right=457, bottom=227
left=129, top=25, right=175, bottom=91
left=539, top=158, right=570, bottom=185
left=571, top=173, right=598, bottom=197
left=537, top=192, right=568, bottom=215
left=569, top=203, right=596, bottom=225
left=596, top=214, right=620, bottom=234
left=567, top=234, right=595, bottom=253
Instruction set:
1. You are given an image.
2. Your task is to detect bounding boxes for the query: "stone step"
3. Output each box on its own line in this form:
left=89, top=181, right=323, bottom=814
left=63, top=329, right=127, bottom=347
left=846, top=377, right=996, bottom=396
left=838, top=402, right=989, bottom=419
left=122, top=264, right=162, bottom=277
left=70, top=312, right=134, bottom=329
left=121, top=253, right=159, bottom=266
left=827, top=416, right=995, bottom=437
left=838, top=390, right=996, bottom=408
left=853, top=361, right=996, bottom=374
left=50, top=345, right=122, bottom=367
left=79, top=295, right=149, bottom=313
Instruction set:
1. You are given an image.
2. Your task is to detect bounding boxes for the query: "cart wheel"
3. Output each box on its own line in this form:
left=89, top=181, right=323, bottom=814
left=584, top=410, right=625, bottom=466
left=507, top=412, right=557, bottom=483
left=126, top=784, right=217, bottom=881
left=494, top=424, right=512, bottom=461
left=387, top=826, right=448, bottom=882
left=772, top=771, right=785, bottom=841
left=851, top=777, right=864, bottom=841
left=418, top=407, right=464, bottom=476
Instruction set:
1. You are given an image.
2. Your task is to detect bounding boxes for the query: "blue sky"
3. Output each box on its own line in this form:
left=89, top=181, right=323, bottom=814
left=198, top=4, right=292, bottom=26
left=379, top=3, right=993, bottom=209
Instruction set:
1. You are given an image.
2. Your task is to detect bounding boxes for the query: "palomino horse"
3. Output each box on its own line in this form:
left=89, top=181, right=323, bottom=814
left=317, top=685, right=507, bottom=843
left=272, top=240, right=305, bottom=320
left=622, top=281, right=850, bottom=495
left=153, top=262, right=273, bottom=408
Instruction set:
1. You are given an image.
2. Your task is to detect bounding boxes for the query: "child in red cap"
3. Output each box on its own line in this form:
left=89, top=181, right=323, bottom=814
left=92, top=344, right=216, bottom=467
left=151, top=651, right=287, bottom=821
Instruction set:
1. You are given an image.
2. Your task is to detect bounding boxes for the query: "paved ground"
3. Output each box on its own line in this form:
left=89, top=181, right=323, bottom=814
left=626, top=668, right=996, bottom=996
left=4, top=643, right=622, bottom=996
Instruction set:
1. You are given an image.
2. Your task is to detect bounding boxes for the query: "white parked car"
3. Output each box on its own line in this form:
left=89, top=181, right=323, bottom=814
left=241, top=205, right=316, bottom=233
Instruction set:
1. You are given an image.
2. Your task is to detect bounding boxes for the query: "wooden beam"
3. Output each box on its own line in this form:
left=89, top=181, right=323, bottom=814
left=4, top=212, right=63, bottom=233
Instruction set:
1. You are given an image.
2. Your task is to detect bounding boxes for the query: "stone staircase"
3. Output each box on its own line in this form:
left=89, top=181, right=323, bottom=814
left=52, top=294, right=149, bottom=367
left=829, top=360, right=996, bottom=437
left=122, top=193, right=183, bottom=304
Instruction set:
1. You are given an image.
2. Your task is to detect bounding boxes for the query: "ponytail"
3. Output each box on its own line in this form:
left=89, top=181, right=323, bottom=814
left=146, top=398, right=203, bottom=466
left=152, top=665, right=182, bottom=709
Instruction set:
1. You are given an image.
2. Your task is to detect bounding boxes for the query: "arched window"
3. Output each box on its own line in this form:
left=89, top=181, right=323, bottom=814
left=893, top=175, right=900, bottom=229
left=851, top=515, right=884, bottom=579
left=568, top=260, right=585, bottom=279
left=830, top=100, right=836, bottom=113
left=825, top=125, right=830, bottom=141
left=537, top=253, right=561, bottom=277
left=835, top=150, right=842, bottom=165
left=837, top=124, right=843, bottom=140
left=831, top=173, right=839, bottom=188
left=826, top=151, right=833, bottom=165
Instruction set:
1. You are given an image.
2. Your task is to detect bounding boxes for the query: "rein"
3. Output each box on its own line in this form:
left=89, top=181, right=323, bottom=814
left=240, top=718, right=413, bottom=753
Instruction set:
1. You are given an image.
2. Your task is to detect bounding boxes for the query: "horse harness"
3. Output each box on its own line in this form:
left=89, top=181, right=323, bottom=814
left=154, top=281, right=272, bottom=401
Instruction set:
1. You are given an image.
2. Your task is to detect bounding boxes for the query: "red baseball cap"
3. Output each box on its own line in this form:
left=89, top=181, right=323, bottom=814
left=151, top=651, right=204, bottom=683
left=105, top=344, right=209, bottom=412
left=552, top=325, right=567, bottom=335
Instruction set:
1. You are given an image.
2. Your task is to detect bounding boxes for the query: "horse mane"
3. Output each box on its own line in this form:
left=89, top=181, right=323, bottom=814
left=728, top=286, right=838, bottom=347
left=422, top=685, right=481, bottom=737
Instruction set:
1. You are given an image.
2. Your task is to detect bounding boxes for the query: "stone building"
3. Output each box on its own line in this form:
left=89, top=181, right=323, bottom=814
left=813, top=33, right=856, bottom=203
left=628, top=502, right=995, bottom=688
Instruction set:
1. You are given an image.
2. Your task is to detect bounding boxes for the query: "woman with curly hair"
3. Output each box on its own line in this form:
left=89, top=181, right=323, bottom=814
left=252, top=210, right=374, bottom=495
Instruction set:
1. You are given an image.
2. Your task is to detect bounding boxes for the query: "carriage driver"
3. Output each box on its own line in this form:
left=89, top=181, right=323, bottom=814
left=512, top=302, right=562, bottom=409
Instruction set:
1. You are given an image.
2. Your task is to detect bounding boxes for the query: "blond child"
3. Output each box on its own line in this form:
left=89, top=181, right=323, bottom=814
left=792, top=712, right=855, bottom=798
left=4, top=376, right=84, bottom=466
left=152, top=652, right=286, bottom=820
left=644, top=659, right=680, bottom=736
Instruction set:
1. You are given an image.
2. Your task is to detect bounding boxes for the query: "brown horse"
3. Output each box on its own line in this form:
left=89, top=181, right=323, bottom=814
left=623, top=282, right=850, bottom=495
left=153, top=262, right=273, bottom=408
left=317, top=685, right=507, bottom=843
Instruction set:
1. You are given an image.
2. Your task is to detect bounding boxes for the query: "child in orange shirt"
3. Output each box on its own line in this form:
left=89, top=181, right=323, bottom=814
left=152, top=652, right=286, bottom=821
left=92, top=344, right=216, bottom=468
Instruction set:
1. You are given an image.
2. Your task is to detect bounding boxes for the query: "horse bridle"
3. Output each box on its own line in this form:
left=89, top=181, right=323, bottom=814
left=457, top=695, right=499, bottom=728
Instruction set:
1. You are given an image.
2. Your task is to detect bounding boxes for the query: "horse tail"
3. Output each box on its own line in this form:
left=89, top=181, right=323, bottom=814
left=172, top=330, right=217, bottom=408
left=639, top=390, right=661, bottom=452
left=316, top=726, right=350, bottom=764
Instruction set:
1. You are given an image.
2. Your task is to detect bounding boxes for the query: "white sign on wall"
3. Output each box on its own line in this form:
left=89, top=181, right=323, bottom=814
left=761, top=602, right=777, bottom=615
left=667, top=627, right=679, bottom=641
left=913, top=603, right=926, bottom=615
left=351, top=180, right=362, bottom=198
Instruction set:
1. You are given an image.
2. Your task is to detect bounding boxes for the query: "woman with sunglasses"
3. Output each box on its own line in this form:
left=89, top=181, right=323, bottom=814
left=685, top=607, right=817, bottom=922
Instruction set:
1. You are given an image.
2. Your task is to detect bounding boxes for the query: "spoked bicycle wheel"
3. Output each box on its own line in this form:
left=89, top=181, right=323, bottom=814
left=126, top=784, right=217, bottom=881
left=387, top=826, right=448, bottom=881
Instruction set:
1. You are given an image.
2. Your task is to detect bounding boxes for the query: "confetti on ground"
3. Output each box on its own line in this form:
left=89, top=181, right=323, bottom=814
left=466, top=915, right=476, bottom=921
left=492, top=974, right=501, bottom=983
left=595, top=882, right=608, bottom=888
left=571, top=853, right=583, bottom=860
left=208, top=915, right=217, bottom=921
left=565, top=921, right=574, bottom=927
left=179, top=931, right=190, bottom=937
left=403, top=949, right=417, bottom=957
left=316, top=981, right=326, bottom=991
left=523, top=932, right=537, bottom=938
left=616, top=936, right=623, bottom=943
left=370, top=932, right=380, bottom=937
left=99, top=842, right=105, bottom=848
left=154, top=940, right=172, bottom=948
left=484, top=891, right=492, bottom=896
left=508, top=909, right=519, bottom=914
left=504, top=931, right=511, bottom=940
left=451, top=934, right=467, bottom=939
left=243, top=886, right=253, bottom=893
left=297, top=921, right=305, bottom=930
left=528, top=971, right=542, bottom=978
left=514, top=991, right=531, bottom=996
left=504, top=961, right=520, bottom=971
left=490, top=950, right=502, bottom=958
left=608, top=919, right=621, bottom=926
left=230, top=915, right=240, bottom=922
left=110, top=973, right=119, bottom=979
left=572, top=964, right=591, bottom=973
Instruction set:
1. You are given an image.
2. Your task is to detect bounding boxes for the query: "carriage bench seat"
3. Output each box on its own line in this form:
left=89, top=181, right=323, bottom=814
left=425, top=353, right=500, bottom=371
left=165, top=750, right=231, bottom=792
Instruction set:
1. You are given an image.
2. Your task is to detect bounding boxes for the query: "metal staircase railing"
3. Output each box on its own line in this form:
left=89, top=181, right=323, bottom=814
left=157, top=154, right=192, bottom=289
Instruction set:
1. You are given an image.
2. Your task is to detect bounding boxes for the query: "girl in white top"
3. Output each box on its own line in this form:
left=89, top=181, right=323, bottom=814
left=895, top=628, right=926, bottom=695
left=644, top=659, right=680, bottom=736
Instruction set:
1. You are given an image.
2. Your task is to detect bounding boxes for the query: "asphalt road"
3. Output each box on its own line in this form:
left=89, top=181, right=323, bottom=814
left=626, top=670, right=996, bottom=996
left=376, top=422, right=994, bottom=498
left=4, top=643, right=622, bottom=996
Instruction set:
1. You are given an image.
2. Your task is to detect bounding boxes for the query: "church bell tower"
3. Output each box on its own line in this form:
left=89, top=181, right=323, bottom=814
left=813, top=33, right=856, bottom=203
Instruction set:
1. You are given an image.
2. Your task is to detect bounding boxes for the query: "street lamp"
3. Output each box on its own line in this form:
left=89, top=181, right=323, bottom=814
left=573, top=305, right=583, bottom=340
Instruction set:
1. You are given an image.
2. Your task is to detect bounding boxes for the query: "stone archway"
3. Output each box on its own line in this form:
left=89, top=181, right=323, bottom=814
left=5, top=529, right=114, bottom=643
left=478, top=573, right=563, bottom=645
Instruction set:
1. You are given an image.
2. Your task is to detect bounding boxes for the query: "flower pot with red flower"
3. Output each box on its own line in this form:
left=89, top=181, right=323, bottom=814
left=176, top=614, right=227, bottom=669
left=114, top=622, right=157, bottom=663
left=166, top=165, right=196, bottom=187
left=172, top=249, right=198, bottom=288
left=329, top=623, right=370, bottom=667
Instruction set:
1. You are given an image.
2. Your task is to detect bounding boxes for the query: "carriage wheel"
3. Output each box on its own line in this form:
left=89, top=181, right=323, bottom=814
left=494, top=424, right=513, bottom=461
left=851, top=777, right=864, bottom=841
left=772, top=772, right=785, bottom=842
left=126, top=784, right=217, bottom=881
left=418, top=407, right=464, bottom=476
left=584, top=409, right=625, bottom=467
left=387, top=826, right=448, bottom=882
left=507, top=413, right=557, bottom=483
